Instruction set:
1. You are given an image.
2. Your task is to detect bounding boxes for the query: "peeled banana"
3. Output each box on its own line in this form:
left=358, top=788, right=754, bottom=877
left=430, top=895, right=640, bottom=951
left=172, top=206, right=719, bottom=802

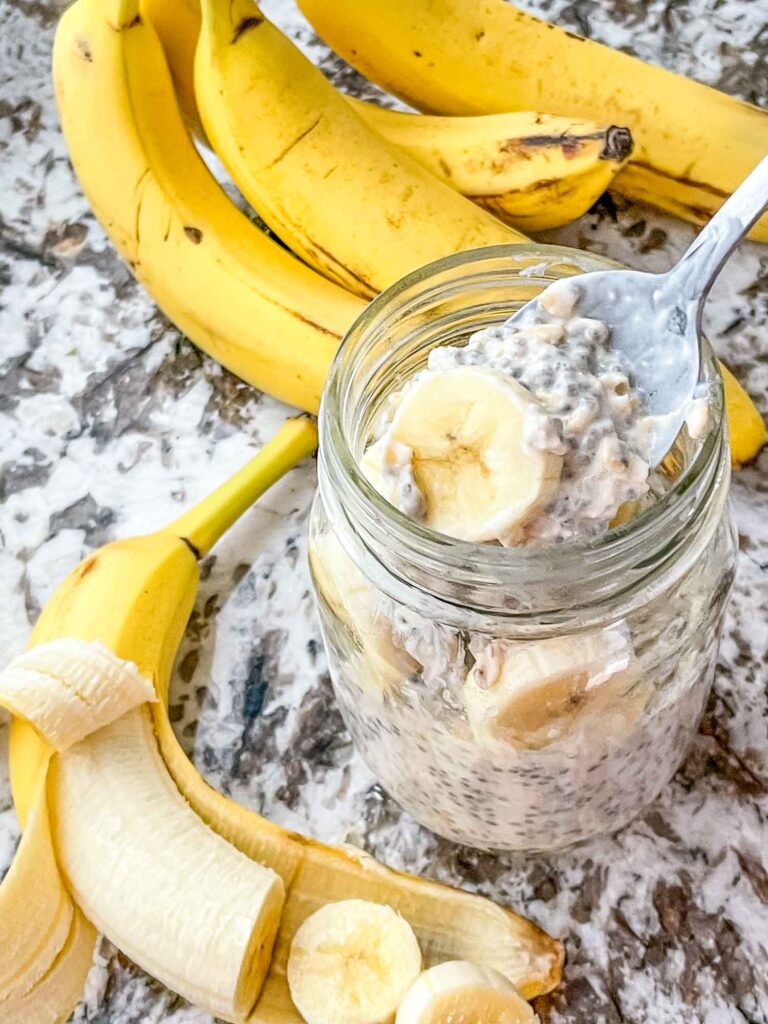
left=7, top=415, right=563, bottom=1021
left=351, top=99, right=633, bottom=232
left=53, top=0, right=365, bottom=414
left=298, top=0, right=768, bottom=241
left=51, top=706, right=285, bottom=1021
left=0, top=637, right=155, bottom=750
left=287, top=899, right=423, bottom=1024
left=194, top=0, right=524, bottom=299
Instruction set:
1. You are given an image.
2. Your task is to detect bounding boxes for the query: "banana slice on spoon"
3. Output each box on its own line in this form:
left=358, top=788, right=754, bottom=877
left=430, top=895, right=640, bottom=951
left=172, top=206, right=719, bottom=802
left=287, top=899, right=422, bottom=1024
left=382, top=367, right=563, bottom=542
left=396, top=960, right=536, bottom=1024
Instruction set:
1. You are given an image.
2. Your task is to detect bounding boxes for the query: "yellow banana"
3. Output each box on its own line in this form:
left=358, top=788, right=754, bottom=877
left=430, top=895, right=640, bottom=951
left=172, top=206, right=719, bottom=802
left=721, top=364, right=768, bottom=467
left=141, top=0, right=630, bottom=234
left=193, top=0, right=525, bottom=299
left=298, top=0, right=768, bottom=241
left=6, top=414, right=562, bottom=1021
left=350, top=100, right=633, bottom=231
left=53, top=0, right=365, bottom=414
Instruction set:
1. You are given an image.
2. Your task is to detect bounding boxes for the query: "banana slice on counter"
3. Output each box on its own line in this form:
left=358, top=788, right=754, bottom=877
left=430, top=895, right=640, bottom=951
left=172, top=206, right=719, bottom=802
left=464, top=627, right=649, bottom=750
left=396, top=960, right=536, bottom=1024
left=287, top=899, right=423, bottom=1024
left=385, top=367, right=562, bottom=542
left=309, top=529, right=419, bottom=696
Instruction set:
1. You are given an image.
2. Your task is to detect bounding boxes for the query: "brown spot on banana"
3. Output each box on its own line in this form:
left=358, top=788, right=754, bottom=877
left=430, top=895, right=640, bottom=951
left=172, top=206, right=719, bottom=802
left=183, top=226, right=203, bottom=243
left=290, top=230, right=377, bottom=297
left=231, top=15, right=264, bottom=45
left=74, top=556, right=99, bottom=581
left=75, top=37, right=93, bottom=61
left=264, top=116, right=324, bottom=170
left=624, top=160, right=728, bottom=199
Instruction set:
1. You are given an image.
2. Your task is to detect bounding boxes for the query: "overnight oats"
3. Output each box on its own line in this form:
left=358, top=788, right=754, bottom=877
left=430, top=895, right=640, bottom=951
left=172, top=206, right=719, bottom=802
left=310, top=246, right=737, bottom=851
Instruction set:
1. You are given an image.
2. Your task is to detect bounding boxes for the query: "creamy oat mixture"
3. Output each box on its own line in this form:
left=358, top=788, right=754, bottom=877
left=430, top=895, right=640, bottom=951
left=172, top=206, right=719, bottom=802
left=310, top=278, right=725, bottom=851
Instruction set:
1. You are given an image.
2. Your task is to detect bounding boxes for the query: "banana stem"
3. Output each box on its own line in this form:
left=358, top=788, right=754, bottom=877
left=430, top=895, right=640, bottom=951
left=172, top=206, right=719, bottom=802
left=168, top=415, right=318, bottom=558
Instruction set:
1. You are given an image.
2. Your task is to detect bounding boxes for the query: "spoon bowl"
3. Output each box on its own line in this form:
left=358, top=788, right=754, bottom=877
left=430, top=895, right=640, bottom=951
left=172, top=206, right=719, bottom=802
left=507, top=155, right=768, bottom=466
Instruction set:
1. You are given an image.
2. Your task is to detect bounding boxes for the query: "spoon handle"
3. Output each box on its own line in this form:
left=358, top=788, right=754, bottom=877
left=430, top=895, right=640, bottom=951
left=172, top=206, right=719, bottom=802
left=669, top=153, right=768, bottom=307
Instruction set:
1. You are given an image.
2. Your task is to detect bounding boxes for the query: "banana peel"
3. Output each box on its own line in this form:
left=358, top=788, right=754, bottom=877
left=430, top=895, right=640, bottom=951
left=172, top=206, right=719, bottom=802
left=0, top=762, right=96, bottom=1024
left=0, top=634, right=157, bottom=1023
left=5, top=416, right=562, bottom=1022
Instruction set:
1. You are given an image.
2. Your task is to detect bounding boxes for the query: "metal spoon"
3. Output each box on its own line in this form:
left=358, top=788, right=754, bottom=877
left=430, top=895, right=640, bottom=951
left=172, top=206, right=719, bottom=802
left=508, top=154, right=768, bottom=467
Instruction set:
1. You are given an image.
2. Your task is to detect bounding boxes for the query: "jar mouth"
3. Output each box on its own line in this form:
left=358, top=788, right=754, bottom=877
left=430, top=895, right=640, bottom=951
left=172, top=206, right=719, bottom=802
left=319, top=245, right=725, bottom=618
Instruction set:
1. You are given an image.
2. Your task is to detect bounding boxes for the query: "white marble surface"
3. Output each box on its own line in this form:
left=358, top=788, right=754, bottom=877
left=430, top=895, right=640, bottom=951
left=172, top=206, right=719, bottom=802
left=1, top=0, right=767, bottom=1021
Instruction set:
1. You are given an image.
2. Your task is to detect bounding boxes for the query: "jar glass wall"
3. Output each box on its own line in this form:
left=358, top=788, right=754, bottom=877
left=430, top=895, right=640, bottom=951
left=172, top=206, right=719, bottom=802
left=310, top=245, right=737, bottom=852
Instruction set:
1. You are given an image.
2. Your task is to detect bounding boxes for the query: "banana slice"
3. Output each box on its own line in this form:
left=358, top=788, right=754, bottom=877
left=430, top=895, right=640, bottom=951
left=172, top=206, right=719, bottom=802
left=396, top=961, right=536, bottom=1024
left=287, top=899, right=422, bottom=1024
left=464, top=626, right=647, bottom=750
left=386, top=367, right=562, bottom=542
left=309, top=530, right=419, bottom=697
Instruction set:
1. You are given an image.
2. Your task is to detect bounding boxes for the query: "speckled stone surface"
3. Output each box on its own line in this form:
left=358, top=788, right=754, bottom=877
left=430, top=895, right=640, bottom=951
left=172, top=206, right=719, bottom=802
left=1, top=1, right=767, bottom=1021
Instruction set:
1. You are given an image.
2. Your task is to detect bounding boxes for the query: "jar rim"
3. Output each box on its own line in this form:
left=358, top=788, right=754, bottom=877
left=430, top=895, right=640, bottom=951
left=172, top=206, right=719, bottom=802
left=319, top=244, right=726, bottom=617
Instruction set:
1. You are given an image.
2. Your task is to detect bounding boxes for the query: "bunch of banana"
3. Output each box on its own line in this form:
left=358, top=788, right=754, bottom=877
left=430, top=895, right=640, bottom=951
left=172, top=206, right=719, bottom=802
left=298, top=0, right=768, bottom=241
left=1, top=416, right=563, bottom=1023
left=53, top=0, right=365, bottom=414
left=142, top=0, right=633, bottom=235
left=193, top=0, right=525, bottom=299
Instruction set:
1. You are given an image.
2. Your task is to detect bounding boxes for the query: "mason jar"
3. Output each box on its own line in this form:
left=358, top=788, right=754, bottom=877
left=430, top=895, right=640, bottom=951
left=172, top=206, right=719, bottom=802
left=309, top=245, right=737, bottom=852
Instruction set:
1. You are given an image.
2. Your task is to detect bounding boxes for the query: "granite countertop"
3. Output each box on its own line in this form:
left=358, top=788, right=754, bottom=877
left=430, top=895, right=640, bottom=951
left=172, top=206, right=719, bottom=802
left=1, top=0, right=767, bottom=1021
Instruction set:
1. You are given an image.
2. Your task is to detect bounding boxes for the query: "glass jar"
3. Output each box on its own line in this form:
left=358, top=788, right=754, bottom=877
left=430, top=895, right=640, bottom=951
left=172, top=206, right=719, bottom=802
left=309, top=245, right=737, bottom=852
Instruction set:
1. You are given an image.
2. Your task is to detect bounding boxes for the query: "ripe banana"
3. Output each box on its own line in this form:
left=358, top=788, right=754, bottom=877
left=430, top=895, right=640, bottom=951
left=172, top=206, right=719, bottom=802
left=396, top=960, right=535, bottom=1024
left=141, top=0, right=632, bottom=233
left=53, top=0, right=365, bottom=414
left=287, top=900, right=423, bottom=1024
left=51, top=706, right=285, bottom=1021
left=379, top=366, right=563, bottom=542
left=7, top=415, right=563, bottom=1021
left=4, top=418, right=318, bottom=1023
left=350, top=100, right=633, bottom=232
left=721, top=364, right=768, bottom=467
left=298, top=0, right=768, bottom=241
left=193, top=0, right=524, bottom=300
left=0, top=638, right=161, bottom=1023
